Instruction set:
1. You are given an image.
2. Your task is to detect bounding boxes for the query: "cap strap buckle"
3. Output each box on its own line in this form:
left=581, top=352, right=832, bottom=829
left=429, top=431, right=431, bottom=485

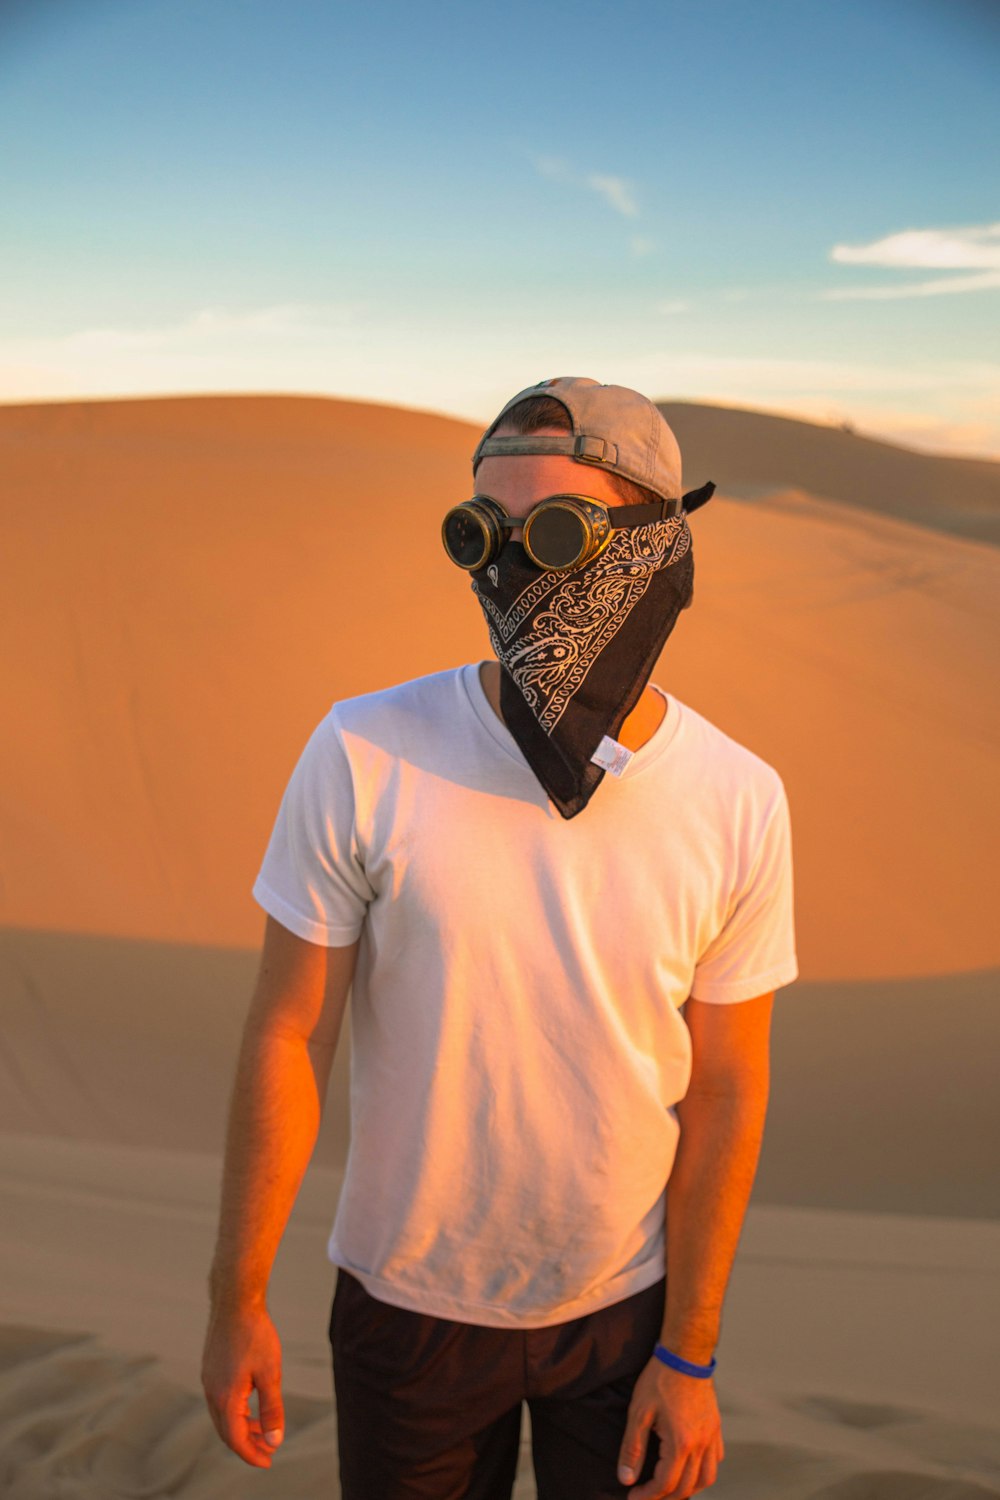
left=573, top=434, right=619, bottom=465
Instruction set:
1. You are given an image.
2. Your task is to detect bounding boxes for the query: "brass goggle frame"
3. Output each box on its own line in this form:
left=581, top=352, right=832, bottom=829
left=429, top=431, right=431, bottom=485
left=441, top=493, right=677, bottom=574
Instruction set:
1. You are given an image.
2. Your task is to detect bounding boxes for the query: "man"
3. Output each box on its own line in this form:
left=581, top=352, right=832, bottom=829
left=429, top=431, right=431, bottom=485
left=202, top=377, right=798, bottom=1500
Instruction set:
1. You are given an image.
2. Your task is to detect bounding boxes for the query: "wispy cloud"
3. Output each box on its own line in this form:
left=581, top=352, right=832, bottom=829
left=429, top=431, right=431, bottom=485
left=0, top=303, right=363, bottom=401
left=823, top=269, right=1000, bottom=300
left=620, top=350, right=998, bottom=398
left=655, top=299, right=691, bottom=315
left=531, top=154, right=641, bottom=220
left=630, top=236, right=655, bottom=258
left=586, top=174, right=639, bottom=218
left=50, top=303, right=358, bottom=352
left=825, top=223, right=1000, bottom=300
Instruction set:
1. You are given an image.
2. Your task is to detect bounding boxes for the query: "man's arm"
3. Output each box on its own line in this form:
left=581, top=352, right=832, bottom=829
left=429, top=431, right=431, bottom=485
left=201, top=916, right=359, bottom=1469
left=618, top=991, right=773, bottom=1500
left=662, top=991, right=773, bottom=1360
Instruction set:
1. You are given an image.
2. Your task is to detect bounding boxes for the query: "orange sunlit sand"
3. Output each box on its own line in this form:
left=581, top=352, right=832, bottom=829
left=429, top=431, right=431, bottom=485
left=2, top=394, right=999, bottom=1496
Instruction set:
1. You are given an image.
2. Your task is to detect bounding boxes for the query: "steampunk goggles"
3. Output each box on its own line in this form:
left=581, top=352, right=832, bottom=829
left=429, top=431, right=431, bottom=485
left=442, top=483, right=714, bottom=574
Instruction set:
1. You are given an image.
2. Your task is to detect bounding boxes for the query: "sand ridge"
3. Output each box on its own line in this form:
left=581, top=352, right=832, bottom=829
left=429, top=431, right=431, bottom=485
left=658, top=400, right=1000, bottom=545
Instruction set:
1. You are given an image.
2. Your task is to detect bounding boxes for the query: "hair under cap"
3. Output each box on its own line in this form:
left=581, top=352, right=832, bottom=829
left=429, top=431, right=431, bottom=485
left=472, top=375, right=684, bottom=505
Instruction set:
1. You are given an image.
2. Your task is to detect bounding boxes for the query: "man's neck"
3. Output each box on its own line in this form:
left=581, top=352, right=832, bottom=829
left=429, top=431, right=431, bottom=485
left=478, top=660, right=666, bottom=752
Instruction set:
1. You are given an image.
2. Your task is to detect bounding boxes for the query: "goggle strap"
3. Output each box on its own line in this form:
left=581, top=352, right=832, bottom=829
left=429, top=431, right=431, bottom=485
left=682, top=481, right=716, bottom=512
left=612, top=483, right=715, bottom=527
left=610, top=499, right=675, bottom=528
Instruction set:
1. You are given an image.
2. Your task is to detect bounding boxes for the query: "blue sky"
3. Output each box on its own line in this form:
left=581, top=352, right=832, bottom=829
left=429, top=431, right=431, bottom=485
left=2, top=0, right=997, bottom=454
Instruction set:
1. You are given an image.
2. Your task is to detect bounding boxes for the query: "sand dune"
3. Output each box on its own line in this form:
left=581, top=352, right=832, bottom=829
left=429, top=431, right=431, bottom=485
left=658, top=401, right=1000, bottom=545
left=2, top=395, right=478, bottom=950
left=2, top=394, right=998, bottom=978
left=2, top=393, right=999, bottom=1496
left=3, top=929, right=997, bottom=1220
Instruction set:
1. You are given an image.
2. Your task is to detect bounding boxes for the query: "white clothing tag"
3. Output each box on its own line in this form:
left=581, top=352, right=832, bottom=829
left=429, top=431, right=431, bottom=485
left=590, top=735, right=634, bottom=778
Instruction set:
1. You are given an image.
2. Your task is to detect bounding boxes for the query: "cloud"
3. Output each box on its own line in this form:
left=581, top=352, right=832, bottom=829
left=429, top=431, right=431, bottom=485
left=826, top=223, right=1000, bottom=300
left=0, top=303, right=363, bottom=401
left=823, top=269, right=1000, bottom=301
left=585, top=174, right=639, bottom=218
left=831, top=224, right=1000, bottom=269
left=630, top=236, right=655, bottom=258
left=52, top=303, right=358, bottom=352
left=619, top=350, right=998, bottom=398
left=655, top=299, right=691, bottom=315
left=530, top=154, right=640, bottom=220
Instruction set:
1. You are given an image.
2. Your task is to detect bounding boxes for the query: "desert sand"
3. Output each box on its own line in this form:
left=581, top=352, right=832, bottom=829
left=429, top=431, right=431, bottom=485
left=1, top=393, right=998, bottom=1496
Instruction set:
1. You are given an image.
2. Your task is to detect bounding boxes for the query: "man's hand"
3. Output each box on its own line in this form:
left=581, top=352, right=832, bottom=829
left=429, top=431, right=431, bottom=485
left=618, top=1357, right=723, bottom=1499
left=201, top=922, right=357, bottom=1467
left=201, top=1303, right=286, bottom=1468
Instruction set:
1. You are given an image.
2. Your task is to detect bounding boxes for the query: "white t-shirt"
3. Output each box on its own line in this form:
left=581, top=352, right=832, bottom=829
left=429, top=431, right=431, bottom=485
left=253, top=663, right=798, bottom=1328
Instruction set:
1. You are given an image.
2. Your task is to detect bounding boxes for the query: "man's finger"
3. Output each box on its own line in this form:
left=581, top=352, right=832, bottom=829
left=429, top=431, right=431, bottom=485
left=638, top=1450, right=699, bottom=1500
left=692, top=1447, right=718, bottom=1494
left=630, top=1445, right=683, bottom=1500
left=220, top=1396, right=276, bottom=1468
left=617, top=1407, right=653, bottom=1488
left=668, top=1452, right=702, bottom=1499
left=257, top=1374, right=285, bottom=1449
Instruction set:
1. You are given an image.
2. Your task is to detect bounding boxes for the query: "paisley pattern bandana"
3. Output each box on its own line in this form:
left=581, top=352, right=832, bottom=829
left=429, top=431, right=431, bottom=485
left=471, top=514, right=694, bottom=819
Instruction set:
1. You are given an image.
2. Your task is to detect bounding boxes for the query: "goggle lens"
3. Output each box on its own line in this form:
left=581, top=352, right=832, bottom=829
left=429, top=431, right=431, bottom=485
left=442, top=507, right=490, bottom=569
left=524, top=505, right=589, bottom=570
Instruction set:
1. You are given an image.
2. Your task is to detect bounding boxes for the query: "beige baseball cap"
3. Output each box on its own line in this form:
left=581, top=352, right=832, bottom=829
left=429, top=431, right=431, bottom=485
left=473, top=375, right=686, bottom=507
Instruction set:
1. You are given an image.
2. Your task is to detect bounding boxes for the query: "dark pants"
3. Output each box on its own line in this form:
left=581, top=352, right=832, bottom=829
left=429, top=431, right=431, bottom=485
left=329, top=1268, right=666, bottom=1500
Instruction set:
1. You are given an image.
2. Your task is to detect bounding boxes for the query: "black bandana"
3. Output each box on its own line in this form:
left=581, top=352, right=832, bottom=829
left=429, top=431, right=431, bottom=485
left=472, top=513, right=695, bottom=819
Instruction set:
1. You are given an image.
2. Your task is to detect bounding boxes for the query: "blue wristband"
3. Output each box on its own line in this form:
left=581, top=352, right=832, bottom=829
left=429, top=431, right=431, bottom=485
left=653, top=1343, right=717, bottom=1379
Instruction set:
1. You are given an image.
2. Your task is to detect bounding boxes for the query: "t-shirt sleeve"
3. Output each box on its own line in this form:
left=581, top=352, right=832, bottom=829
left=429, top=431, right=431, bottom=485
left=690, top=782, right=798, bottom=1004
left=252, top=715, right=374, bottom=946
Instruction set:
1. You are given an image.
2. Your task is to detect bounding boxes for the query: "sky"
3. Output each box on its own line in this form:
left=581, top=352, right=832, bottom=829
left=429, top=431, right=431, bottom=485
left=1, top=0, right=997, bottom=456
